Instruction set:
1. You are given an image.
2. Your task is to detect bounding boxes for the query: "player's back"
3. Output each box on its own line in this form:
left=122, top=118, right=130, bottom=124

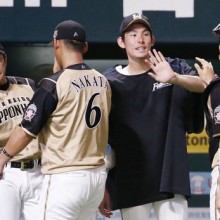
left=39, top=64, right=111, bottom=174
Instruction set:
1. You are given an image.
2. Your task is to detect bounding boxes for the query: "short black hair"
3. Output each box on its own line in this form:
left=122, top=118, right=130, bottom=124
left=62, top=39, right=86, bottom=53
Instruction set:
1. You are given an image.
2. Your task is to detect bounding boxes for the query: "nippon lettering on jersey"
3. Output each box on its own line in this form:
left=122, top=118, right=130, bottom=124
left=0, top=96, right=30, bottom=124
left=71, top=75, right=110, bottom=93
left=213, top=105, right=220, bottom=124
left=152, top=82, right=172, bottom=92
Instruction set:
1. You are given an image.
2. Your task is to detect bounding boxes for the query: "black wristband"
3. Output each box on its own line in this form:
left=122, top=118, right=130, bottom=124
left=2, top=148, right=14, bottom=159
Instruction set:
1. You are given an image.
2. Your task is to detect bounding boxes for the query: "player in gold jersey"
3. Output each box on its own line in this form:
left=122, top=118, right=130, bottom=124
left=0, top=20, right=111, bottom=220
left=0, top=43, right=43, bottom=220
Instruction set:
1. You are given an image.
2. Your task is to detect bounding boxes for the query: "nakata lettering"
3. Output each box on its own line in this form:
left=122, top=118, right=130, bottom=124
left=71, top=75, right=109, bottom=92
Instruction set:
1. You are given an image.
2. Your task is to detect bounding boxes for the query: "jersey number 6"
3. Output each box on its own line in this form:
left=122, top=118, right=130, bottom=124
left=85, top=93, right=101, bottom=129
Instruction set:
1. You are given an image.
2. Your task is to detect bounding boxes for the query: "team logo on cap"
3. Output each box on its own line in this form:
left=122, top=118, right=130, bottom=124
left=133, top=13, right=142, bottom=20
left=73, top=32, right=79, bottom=37
left=214, top=105, right=220, bottom=124
left=24, top=104, right=37, bottom=122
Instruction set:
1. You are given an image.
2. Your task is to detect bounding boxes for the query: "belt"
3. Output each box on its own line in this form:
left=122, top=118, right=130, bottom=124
left=5, top=158, right=41, bottom=171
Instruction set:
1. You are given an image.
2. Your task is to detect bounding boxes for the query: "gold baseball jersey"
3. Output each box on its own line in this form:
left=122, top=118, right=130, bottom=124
left=21, top=63, right=111, bottom=174
left=0, top=76, right=40, bottom=161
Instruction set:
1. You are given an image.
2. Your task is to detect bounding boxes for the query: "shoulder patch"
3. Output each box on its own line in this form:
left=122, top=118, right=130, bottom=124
left=214, top=105, right=220, bottom=124
left=23, top=104, right=37, bottom=122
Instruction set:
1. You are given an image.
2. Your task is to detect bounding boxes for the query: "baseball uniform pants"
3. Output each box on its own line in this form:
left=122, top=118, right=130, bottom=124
left=121, top=194, right=188, bottom=220
left=210, top=165, right=220, bottom=220
left=0, top=163, right=43, bottom=220
left=38, top=165, right=107, bottom=220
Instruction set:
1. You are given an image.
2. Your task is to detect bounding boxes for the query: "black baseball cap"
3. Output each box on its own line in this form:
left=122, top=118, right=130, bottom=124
left=0, top=43, right=6, bottom=55
left=213, top=23, right=220, bottom=37
left=53, top=20, right=86, bottom=43
left=119, top=13, right=152, bottom=36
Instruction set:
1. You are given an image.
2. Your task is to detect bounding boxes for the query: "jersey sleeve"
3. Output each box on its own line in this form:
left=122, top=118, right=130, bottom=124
left=167, top=57, right=197, bottom=76
left=20, top=77, right=58, bottom=137
left=168, top=57, right=204, bottom=133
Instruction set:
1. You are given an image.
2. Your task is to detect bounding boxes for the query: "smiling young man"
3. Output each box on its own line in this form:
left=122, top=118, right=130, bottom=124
left=99, top=13, right=206, bottom=220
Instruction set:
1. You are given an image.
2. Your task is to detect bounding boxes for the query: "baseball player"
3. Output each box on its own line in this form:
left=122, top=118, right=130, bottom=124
left=194, top=22, right=220, bottom=220
left=99, top=13, right=205, bottom=220
left=0, top=43, right=43, bottom=220
left=0, top=20, right=111, bottom=220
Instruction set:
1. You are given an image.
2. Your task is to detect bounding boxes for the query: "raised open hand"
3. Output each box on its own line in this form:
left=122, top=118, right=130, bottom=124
left=146, top=49, right=176, bottom=83
left=194, top=57, right=216, bottom=85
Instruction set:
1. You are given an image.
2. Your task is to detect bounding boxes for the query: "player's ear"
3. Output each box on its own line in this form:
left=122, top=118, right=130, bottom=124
left=82, top=42, right=88, bottom=54
left=53, top=39, right=59, bottom=49
left=151, top=35, right=155, bottom=47
left=117, top=37, right=125, bottom=49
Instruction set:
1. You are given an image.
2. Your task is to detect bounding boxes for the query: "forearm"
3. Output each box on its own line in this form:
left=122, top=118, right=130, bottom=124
left=0, top=126, right=33, bottom=167
left=170, top=73, right=206, bottom=93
